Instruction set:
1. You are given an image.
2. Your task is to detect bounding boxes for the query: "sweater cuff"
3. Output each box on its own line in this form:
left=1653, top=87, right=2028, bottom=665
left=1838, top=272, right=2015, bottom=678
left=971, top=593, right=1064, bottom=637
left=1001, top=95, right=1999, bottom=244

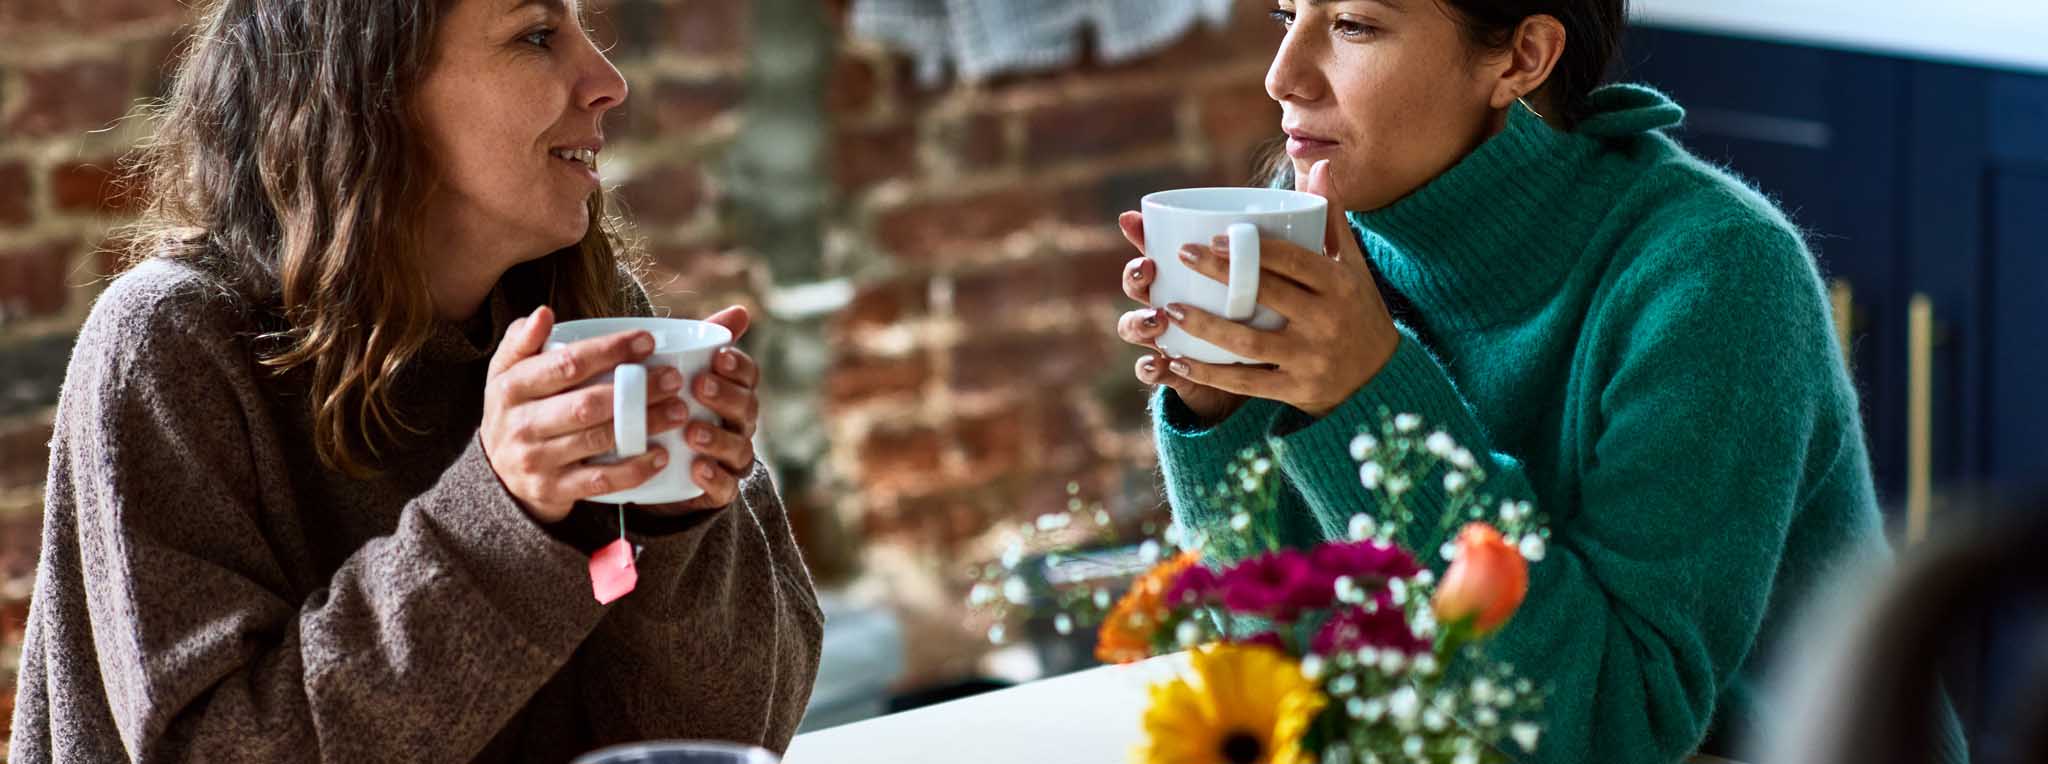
left=421, top=438, right=609, bottom=652
left=1270, top=330, right=1488, bottom=550
left=1154, top=388, right=1284, bottom=527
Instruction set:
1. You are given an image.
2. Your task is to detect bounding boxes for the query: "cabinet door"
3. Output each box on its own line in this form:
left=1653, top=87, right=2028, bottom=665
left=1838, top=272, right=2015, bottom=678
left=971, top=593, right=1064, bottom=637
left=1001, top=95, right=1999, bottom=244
left=1981, top=76, right=2048, bottom=488
left=1618, top=26, right=1911, bottom=496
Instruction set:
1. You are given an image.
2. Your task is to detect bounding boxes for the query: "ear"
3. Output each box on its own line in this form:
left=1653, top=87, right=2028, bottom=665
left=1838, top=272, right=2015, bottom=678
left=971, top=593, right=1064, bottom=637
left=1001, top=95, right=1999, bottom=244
left=1489, top=15, right=1567, bottom=112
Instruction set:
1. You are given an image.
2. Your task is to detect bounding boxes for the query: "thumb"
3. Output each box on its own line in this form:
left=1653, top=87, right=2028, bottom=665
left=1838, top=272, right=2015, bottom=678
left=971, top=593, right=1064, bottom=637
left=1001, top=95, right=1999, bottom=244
left=704, top=304, right=751, bottom=342
left=1303, top=159, right=1361, bottom=264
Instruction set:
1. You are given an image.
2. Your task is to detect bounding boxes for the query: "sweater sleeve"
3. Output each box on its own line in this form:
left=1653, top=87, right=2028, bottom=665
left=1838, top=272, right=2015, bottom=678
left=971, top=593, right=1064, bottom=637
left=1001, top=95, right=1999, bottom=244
left=1266, top=326, right=1541, bottom=556
left=60, top=285, right=609, bottom=762
left=1152, top=389, right=1325, bottom=552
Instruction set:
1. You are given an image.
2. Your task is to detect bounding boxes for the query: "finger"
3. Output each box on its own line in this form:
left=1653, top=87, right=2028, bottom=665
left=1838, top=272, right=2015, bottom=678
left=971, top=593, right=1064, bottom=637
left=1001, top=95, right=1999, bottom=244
left=1117, top=307, right=1170, bottom=347
left=704, top=305, right=751, bottom=342
left=710, top=346, right=760, bottom=389
left=1174, top=243, right=1319, bottom=321
left=1118, top=210, right=1146, bottom=253
left=1163, top=303, right=1291, bottom=364
left=691, top=373, right=758, bottom=437
left=1122, top=257, right=1154, bottom=305
left=683, top=420, right=755, bottom=474
left=1205, top=234, right=1332, bottom=293
left=500, top=328, right=656, bottom=402
left=688, top=457, right=740, bottom=507
left=490, top=305, right=553, bottom=378
left=1164, top=356, right=1289, bottom=401
left=540, top=399, right=693, bottom=465
left=1304, top=159, right=1366, bottom=268
left=521, top=368, right=686, bottom=441
left=557, top=447, right=669, bottom=503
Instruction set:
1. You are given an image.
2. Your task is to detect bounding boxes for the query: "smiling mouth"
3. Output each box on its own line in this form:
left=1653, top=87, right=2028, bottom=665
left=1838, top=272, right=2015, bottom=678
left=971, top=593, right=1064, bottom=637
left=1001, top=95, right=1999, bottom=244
left=550, top=147, right=597, bottom=172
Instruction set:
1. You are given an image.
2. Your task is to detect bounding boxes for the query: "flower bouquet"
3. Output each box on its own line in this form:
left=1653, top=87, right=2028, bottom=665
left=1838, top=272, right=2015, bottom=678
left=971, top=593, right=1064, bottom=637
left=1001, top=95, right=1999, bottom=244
left=968, top=409, right=1551, bottom=764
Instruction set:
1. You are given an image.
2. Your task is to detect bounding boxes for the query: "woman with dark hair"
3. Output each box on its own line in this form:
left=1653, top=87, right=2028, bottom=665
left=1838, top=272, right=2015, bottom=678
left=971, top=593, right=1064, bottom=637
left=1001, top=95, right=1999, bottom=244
left=1113, top=1, right=1963, bottom=762
left=9, top=0, right=820, bottom=760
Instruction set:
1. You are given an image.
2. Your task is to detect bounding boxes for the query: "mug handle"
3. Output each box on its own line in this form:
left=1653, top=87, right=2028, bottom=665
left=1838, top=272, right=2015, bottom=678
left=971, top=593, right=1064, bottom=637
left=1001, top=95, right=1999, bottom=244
left=1224, top=222, right=1260, bottom=321
left=612, top=364, right=648, bottom=458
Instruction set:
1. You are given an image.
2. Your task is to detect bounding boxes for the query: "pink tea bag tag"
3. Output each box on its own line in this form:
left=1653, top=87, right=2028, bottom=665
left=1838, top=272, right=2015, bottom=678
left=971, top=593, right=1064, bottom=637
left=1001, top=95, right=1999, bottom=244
left=589, top=505, right=640, bottom=604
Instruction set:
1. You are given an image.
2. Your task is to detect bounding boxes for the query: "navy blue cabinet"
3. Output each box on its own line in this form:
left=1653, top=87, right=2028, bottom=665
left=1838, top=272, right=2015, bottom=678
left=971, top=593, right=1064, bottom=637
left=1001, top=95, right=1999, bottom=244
left=1617, top=26, right=2048, bottom=519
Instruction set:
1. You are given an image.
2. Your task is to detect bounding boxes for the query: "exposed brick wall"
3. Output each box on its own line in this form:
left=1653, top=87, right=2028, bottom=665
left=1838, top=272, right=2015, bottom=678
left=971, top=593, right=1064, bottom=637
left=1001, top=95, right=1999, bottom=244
left=0, top=0, right=1286, bottom=735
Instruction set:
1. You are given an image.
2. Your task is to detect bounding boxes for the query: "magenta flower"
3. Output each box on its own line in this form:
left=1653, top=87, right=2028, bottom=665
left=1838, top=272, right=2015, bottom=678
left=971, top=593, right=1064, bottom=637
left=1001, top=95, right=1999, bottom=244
left=1311, top=539, right=1423, bottom=582
left=1162, top=564, right=1222, bottom=610
left=1217, top=549, right=1335, bottom=621
left=1310, top=594, right=1431, bottom=656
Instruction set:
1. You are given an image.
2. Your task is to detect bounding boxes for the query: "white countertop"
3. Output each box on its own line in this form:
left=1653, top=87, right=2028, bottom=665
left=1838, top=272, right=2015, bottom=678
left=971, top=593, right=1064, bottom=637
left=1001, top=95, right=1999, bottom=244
left=785, top=654, right=1188, bottom=764
left=1632, top=0, right=2048, bottom=75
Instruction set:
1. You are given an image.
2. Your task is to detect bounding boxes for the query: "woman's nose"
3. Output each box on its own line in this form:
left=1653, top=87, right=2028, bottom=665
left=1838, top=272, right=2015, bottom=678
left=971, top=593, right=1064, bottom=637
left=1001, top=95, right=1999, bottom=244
left=1264, top=29, right=1321, bottom=105
left=579, top=45, right=629, bottom=115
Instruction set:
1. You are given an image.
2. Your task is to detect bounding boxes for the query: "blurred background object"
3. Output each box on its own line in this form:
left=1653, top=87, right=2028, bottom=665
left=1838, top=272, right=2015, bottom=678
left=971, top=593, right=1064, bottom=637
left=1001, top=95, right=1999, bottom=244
left=0, top=0, right=2044, bottom=759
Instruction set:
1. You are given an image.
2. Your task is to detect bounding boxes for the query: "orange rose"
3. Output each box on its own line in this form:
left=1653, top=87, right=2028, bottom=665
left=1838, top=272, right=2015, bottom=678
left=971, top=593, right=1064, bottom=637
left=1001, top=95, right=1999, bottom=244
left=1097, top=550, right=1204, bottom=664
left=1431, top=523, right=1528, bottom=637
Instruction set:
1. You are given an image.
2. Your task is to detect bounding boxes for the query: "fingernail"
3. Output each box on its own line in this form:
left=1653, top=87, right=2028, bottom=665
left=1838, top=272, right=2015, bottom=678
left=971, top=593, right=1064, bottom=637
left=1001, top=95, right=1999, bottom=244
left=1212, top=235, right=1229, bottom=252
left=668, top=402, right=690, bottom=420
left=1163, top=304, right=1187, bottom=322
left=1169, top=360, right=1191, bottom=376
left=700, top=463, right=717, bottom=480
left=1178, top=244, right=1202, bottom=264
left=718, top=351, right=737, bottom=372
left=1141, top=359, right=1157, bottom=374
left=660, top=369, right=684, bottom=392
left=632, top=334, right=654, bottom=354
left=692, top=426, right=712, bottom=445
left=1141, top=312, right=1160, bottom=330
left=652, top=450, right=669, bottom=468
left=701, top=378, right=720, bottom=397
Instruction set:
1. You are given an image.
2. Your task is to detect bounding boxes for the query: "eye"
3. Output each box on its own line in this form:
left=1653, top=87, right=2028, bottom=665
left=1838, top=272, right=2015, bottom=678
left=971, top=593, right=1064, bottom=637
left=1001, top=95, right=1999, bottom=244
left=521, top=27, right=556, bottom=49
left=1333, top=18, right=1377, bottom=38
left=1268, top=9, right=1296, bottom=28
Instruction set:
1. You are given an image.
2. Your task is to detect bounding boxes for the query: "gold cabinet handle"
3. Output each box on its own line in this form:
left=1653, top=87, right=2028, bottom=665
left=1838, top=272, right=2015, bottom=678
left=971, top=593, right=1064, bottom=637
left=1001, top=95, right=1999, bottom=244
left=1906, top=294, right=1934, bottom=545
left=1828, top=279, right=1854, bottom=372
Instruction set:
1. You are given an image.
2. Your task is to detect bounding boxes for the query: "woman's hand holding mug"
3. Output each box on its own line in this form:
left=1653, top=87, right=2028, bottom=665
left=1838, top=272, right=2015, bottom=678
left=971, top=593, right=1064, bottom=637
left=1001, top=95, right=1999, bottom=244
left=1116, top=160, right=1401, bottom=421
left=482, top=305, right=761, bottom=526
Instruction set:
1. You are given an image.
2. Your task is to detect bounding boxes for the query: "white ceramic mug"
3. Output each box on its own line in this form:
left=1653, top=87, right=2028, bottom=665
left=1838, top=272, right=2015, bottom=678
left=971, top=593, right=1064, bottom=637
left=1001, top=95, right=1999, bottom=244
left=546, top=317, right=733, bottom=505
left=1139, top=187, right=1327, bottom=364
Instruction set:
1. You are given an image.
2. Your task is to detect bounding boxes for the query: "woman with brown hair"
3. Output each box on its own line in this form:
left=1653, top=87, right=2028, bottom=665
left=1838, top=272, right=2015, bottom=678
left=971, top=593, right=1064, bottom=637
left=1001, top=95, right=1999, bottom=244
left=8, top=0, right=820, bottom=760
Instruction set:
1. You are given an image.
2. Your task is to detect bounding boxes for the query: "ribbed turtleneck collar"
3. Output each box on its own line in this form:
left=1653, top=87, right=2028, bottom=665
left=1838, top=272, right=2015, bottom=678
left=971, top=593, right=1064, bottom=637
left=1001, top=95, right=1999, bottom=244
left=1351, top=84, right=1686, bottom=330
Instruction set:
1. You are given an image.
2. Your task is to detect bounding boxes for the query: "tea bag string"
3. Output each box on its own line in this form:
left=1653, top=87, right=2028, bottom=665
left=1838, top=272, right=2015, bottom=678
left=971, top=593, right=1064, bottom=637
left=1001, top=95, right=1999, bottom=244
left=615, top=503, right=642, bottom=563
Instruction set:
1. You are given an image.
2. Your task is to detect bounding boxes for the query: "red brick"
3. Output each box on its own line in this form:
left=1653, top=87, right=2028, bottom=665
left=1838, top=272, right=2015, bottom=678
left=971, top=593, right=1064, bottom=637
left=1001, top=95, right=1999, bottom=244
left=954, top=412, right=1027, bottom=486
left=827, top=53, right=883, bottom=116
left=952, top=248, right=1130, bottom=319
left=0, top=163, right=31, bottom=227
left=0, top=418, right=53, bottom=491
left=664, top=0, right=749, bottom=58
left=0, top=0, right=184, bottom=35
left=829, top=279, right=928, bottom=339
left=0, top=240, right=78, bottom=319
left=932, top=111, right=1007, bottom=170
left=834, top=122, right=919, bottom=190
left=50, top=157, right=141, bottom=214
left=824, top=353, right=931, bottom=411
left=0, top=506, right=40, bottom=590
left=1201, top=85, right=1285, bottom=181
left=950, top=329, right=1114, bottom=398
left=614, top=165, right=706, bottom=227
left=856, top=427, right=946, bottom=496
left=873, top=188, right=1058, bottom=263
left=6, top=59, right=136, bottom=139
left=1024, top=92, right=1178, bottom=165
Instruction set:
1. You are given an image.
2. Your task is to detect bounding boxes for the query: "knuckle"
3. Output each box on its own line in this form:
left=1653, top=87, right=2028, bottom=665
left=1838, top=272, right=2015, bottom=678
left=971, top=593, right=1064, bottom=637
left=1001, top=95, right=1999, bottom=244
left=572, top=395, right=601, bottom=425
left=586, top=472, right=612, bottom=494
left=583, top=426, right=610, bottom=451
left=552, top=352, right=579, bottom=382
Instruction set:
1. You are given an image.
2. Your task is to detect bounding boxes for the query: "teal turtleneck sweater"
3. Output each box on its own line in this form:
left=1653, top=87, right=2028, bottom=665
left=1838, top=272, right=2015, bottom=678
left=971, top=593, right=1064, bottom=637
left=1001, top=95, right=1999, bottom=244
left=1154, top=86, right=1963, bottom=764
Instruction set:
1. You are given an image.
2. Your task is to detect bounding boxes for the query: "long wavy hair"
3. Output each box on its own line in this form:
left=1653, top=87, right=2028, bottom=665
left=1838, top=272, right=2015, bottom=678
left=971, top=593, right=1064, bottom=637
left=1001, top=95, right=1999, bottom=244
left=119, top=0, right=635, bottom=476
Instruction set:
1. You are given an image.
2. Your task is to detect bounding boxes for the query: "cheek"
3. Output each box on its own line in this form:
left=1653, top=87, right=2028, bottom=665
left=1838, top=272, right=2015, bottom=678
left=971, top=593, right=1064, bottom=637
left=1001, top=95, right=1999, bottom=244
left=1324, top=47, right=1490, bottom=208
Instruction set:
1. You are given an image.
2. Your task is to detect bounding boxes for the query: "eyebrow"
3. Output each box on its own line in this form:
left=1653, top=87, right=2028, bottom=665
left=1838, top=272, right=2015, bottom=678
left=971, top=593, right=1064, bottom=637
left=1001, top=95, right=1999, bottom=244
left=508, top=0, right=573, bottom=18
left=1305, top=0, right=1404, bottom=11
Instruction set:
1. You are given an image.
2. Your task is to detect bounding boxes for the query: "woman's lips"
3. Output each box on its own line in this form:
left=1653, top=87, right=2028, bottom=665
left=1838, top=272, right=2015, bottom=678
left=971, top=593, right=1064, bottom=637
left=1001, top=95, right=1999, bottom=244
left=1284, top=130, right=1339, bottom=158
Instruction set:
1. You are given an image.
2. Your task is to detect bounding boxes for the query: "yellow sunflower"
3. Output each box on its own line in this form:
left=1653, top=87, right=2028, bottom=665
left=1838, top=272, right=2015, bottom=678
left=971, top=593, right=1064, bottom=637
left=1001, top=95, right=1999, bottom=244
left=1134, top=643, right=1328, bottom=764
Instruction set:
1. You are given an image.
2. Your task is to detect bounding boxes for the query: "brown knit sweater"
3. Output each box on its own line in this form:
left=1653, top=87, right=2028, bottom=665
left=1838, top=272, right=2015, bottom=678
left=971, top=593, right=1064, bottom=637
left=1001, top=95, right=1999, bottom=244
left=8, top=258, right=823, bottom=762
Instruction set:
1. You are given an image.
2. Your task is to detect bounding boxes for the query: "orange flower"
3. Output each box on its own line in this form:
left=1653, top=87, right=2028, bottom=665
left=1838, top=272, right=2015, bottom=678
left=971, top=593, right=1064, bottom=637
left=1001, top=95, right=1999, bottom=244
left=1097, top=550, right=1205, bottom=664
left=1431, top=522, right=1529, bottom=637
